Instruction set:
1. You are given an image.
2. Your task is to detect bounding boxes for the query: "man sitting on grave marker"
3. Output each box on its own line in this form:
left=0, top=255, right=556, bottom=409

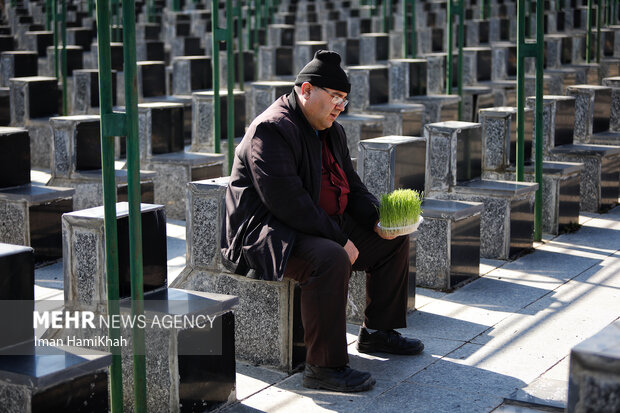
left=222, top=50, right=424, bottom=393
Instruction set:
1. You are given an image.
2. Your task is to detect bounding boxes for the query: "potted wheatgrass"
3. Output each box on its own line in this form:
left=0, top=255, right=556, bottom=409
left=377, top=189, right=423, bottom=237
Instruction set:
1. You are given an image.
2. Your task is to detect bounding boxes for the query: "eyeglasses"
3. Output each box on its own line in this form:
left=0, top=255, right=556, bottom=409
left=317, top=86, right=349, bottom=108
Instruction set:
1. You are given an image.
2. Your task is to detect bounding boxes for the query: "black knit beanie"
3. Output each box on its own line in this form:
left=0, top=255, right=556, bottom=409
left=294, top=50, right=351, bottom=94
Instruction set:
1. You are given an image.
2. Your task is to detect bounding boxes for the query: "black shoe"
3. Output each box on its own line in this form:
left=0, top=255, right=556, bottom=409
left=357, top=328, right=424, bottom=355
left=302, top=364, right=376, bottom=392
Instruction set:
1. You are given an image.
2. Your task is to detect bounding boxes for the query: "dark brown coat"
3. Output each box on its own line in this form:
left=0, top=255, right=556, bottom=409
left=221, top=92, right=379, bottom=281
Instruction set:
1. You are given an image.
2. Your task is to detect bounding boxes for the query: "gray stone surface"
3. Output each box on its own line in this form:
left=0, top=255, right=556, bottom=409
left=358, top=135, right=426, bottom=199
left=602, top=76, right=620, bottom=132
left=568, top=320, right=620, bottom=413
left=143, top=153, right=223, bottom=220
left=293, top=41, right=326, bottom=74
left=424, top=121, right=480, bottom=193
left=0, top=199, right=28, bottom=246
left=416, top=217, right=450, bottom=288
left=247, top=81, right=294, bottom=121
left=337, top=113, right=385, bottom=158
left=191, top=89, right=245, bottom=153
left=409, top=94, right=460, bottom=124
left=547, top=144, right=620, bottom=212
left=567, top=85, right=612, bottom=143
left=479, top=107, right=515, bottom=173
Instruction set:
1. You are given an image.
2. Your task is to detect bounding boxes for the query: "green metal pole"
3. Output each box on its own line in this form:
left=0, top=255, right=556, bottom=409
left=534, top=0, right=544, bottom=241
left=53, top=0, right=59, bottom=79
left=121, top=0, right=147, bottom=406
left=446, top=0, right=453, bottom=94
left=587, top=0, right=592, bottom=63
left=516, top=0, right=525, bottom=182
left=212, top=0, right=222, bottom=154
left=46, top=0, right=52, bottom=30
left=236, top=0, right=244, bottom=91
left=226, top=0, right=235, bottom=173
left=402, top=0, right=417, bottom=58
left=94, top=0, right=123, bottom=409
left=480, top=0, right=487, bottom=20
left=597, top=0, right=602, bottom=63
left=61, top=0, right=67, bottom=115
left=457, top=0, right=464, bottom=120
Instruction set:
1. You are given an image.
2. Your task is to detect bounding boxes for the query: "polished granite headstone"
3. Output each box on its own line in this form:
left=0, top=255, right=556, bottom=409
left=413, top=199, right=482, bottom=292
left=359, top=32, right=389, bottom=64
left=357, top=135, right=483, bottom=292
left=337, top=112, right=384, bottom=157
left=191, top=89, right=245, bottom=154
left=170, top=36, right=204, bottom=58
left=9, top=75, right=58, bottom=124
left=388, top=58, right=427, bottom=103
left=137, top=60, right=166, bottom=99
left=568, top=320, right=620, bottom=413
left=465, top=19, right=489, bottom=46
left=0, top=51, right=37, bottom=87
left=171, top=177, right=365, bottom=371
left=425, top=121, right=539, bottom=259
left=479, top=106, right=534, bottom=174
left=479, top=103, right=583, bottom=234
left=172, top=55, right=212, bottom=96
left=566, top=85, right=612, bottom=143
left=47, top=115, right=155, bottom=210
left=257, top=45, right=294, bottom=80
left=247, top=80, right=293, bottom=121
left=136, top=40, right=165, bottom=62
left=56, top=202, right=237, bottom=411
left=293, top=41, right=327, bottom=74
left=66, top=27, right=94, bottom=52
left=0, top=243, right=33, bottom=347
left=23, top=31, right=53, bottom=57
left=138, top=102, right=224, bottom=219
left=0, top=35, right=15, bottom=53
left=491, top=42, right=517, bottom=81
left=0, top=243, right=111, bottom=412
left=0, top=127, right=75, bottom=261
left=72, top=69, right=118, bottom=114
left=44, top=45, right=84, bottom=76
left=528, top=95, right=620, bottom=212
left=602, top=76, right=620, bottom=132
left=0, top=126, right=30, bottom=188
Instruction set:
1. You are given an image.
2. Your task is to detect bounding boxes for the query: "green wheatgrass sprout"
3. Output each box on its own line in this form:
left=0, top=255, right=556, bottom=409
left=378, top=189, right=423, bottom=228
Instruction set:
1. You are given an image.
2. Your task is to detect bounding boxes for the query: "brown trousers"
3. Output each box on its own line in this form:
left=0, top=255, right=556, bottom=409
left=283, top=213, right=409, bottom=367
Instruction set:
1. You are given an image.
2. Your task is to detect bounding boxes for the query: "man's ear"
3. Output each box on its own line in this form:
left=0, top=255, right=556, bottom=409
left=301, top=82, right=312, bottom=98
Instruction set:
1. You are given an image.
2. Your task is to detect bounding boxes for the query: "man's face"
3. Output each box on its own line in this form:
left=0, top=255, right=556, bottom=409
left=302, top=83, right=348, bottom=130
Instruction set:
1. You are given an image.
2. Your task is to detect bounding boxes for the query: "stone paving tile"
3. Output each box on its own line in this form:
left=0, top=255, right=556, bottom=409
left=406, top=343, right=538, bottom=396
left=471, top=255, right=620, bottom=351
left=235, top=361, right=288, bottom=401
left=223, top=372, right=400, bottom=413
left=406, top=299, right=513, bottom=342
left=359, top=380, right=504, bottom=413
left=347, top=337, right=466, bottom=382
left=437, top=276, right=555, bottom=313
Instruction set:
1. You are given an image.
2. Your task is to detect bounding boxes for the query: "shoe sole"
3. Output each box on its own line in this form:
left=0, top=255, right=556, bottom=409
left=302, top=376, right=376, bottom=392
left=357, top=342, right=424, bottom=355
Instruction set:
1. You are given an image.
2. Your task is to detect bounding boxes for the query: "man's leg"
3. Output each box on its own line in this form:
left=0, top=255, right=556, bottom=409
left=343, top=215, right=409, bottom=329
left=283, top=232, right=352, bottom=367
left=342, top=214, right=424, bottom=355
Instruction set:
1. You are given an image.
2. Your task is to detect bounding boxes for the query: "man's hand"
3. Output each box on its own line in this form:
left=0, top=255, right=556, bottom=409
left=344, top=239, right=359, bottom=264
left=374, top=221, right=399, bottom=240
